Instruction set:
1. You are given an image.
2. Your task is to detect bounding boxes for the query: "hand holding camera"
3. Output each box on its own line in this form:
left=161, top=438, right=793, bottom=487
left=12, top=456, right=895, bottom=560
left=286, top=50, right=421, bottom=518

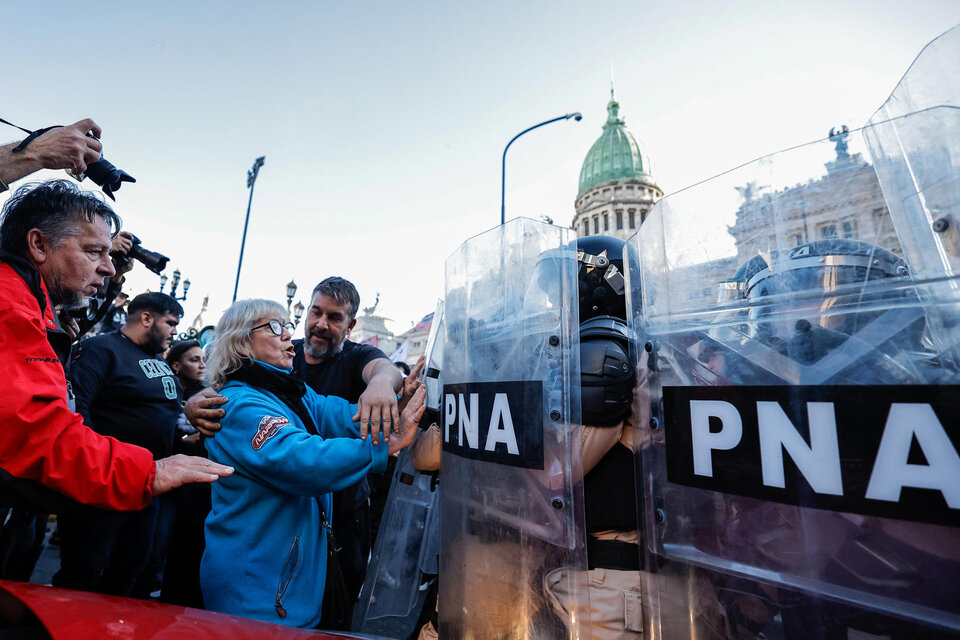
left=1, top=117, right=135, bottom=199
left=110, top=233, right=168, bottom=276
left=110, top=232, right=137, bottom=283
left=28, top=119, right=104, bottom=176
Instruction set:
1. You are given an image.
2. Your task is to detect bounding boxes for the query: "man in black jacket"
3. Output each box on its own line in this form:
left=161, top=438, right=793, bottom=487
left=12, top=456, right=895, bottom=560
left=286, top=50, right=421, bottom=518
left=53, top=293, right=184, bottom=596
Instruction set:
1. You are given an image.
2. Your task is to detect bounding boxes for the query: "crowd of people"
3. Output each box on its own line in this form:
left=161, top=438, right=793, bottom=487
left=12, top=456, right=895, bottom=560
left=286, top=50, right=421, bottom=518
left=5, top=111, right=952, bottom=640
left=0, top=119, right=430, bottom=631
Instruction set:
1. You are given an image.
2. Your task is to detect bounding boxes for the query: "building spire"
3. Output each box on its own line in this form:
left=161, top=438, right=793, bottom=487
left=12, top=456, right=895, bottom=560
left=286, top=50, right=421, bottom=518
left=610, top=60, right=616, bottom=100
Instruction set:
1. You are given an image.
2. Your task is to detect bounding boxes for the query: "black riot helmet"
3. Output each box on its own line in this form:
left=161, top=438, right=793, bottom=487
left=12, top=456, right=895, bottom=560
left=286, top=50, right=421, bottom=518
left=705, top=238, right=928, bottom=385
left=580, top=315, right=634, bottom=426
left=524, top=235, right=636, bottom=424
left=576, top=236, right=635, bottom=425
left=737, top=239, right=908, bottom=304
left=577, top=235, right=627, bottom=322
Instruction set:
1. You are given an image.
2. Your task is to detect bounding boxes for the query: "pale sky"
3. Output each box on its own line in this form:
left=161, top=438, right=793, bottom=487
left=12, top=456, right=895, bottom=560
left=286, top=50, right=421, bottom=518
left=2, top=1, right=957, bottom=336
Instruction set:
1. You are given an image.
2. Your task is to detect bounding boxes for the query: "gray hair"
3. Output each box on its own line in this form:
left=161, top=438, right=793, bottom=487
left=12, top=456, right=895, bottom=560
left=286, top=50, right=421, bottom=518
left=0, top=180, right=121, bottom=256
left=206, top=298, right=286, bottom=389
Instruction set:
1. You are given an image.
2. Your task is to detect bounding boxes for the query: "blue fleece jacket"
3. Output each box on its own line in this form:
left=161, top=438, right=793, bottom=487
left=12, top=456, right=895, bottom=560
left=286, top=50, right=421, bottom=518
left=200, top=361, right=388, bottom=628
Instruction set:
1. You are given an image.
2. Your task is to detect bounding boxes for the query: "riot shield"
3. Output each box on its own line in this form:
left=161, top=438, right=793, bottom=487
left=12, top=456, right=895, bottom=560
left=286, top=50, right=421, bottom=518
left=440, top=218, right=589, bottom=639
left=626, top=41, right=960, bottom=637
left=864, top=24, right=960, bottom=370
left=353, top=300, right=445, bottom=639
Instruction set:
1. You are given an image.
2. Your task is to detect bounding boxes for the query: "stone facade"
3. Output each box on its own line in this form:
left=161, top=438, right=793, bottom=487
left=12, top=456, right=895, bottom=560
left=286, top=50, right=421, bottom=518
left=573, top=180, right=662, bottom=241
left=728, top=138, right=902, bottom=264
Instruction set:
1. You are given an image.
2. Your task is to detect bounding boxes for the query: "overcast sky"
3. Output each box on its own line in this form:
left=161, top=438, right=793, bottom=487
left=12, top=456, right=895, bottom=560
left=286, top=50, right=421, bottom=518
left=2, top=1, right=957, bottom=335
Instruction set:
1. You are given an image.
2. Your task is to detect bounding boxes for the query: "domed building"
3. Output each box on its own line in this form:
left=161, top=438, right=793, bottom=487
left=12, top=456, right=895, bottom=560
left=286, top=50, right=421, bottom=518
left=572, top=92, right=661, bottom=241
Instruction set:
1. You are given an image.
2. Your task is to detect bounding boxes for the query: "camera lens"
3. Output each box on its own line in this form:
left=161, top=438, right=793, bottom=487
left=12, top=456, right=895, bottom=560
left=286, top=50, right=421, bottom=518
left=128, top=245, right=169, bottom=275
left=84, top=158, right=136, bottom=201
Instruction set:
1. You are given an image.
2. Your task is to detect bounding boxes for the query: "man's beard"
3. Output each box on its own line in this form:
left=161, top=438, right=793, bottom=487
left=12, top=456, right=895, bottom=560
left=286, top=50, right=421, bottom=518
left=304, top=331, right=345, bottom=359
left=143, top=327, right=169, bottom=354
left=48, top=278, right=86, bottom=309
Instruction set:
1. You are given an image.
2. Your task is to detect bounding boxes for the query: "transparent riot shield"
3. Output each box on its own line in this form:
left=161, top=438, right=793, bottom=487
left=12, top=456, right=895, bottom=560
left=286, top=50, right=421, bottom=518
left=422, top=299, right=446, bottom=425
left=440, top=218, right=588, bottom=640
left=865, top=24, right=960, bottom=371
left=627, top=88, right=960, bottom=638
left=353, top=300, right=445, bottom=638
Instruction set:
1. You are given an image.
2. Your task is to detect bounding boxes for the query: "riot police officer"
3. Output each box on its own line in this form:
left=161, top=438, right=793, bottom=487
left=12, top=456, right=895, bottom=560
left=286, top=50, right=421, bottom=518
left=543, top=234, right=644, bottom=640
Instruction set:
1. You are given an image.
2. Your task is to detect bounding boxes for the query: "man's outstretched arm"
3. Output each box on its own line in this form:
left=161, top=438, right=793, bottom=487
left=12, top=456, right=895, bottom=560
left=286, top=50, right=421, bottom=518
left=0, top=119, right=103, bottom=187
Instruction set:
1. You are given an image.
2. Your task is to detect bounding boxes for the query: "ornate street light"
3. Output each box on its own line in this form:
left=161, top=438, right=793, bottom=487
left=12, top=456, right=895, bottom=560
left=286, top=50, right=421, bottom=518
left=232, top=155, right=266, bottom=303
left=293, top=300, right=305, bottom=328
left=159, top=273, right=168, bottom=293
left=168, top=268, right=189, bottom=301
left=501, top=112, right=581, bottom=225
left=286, top=280, right=297, bottom=305
left=286, top=279, right=297, bottom=320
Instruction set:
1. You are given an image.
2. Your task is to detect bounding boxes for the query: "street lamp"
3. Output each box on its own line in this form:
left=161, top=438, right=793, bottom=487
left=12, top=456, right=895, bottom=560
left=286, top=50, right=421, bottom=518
left=293, top=301, right=305, bottom=328
left=501, top=112, right=581, bottom=225
left=285, top=279, right=297, bottom=320
left=159, top=273, right=168, bottom=293
left=232, top=156, right=266, bottom=303
left=169, top=268, right=190, bottom=301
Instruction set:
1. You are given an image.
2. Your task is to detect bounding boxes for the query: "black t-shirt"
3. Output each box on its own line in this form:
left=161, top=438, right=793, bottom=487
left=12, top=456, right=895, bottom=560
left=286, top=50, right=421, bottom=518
left=70, top=331, right=182, bottom=459
left=291, top=339, right=385, bottom=402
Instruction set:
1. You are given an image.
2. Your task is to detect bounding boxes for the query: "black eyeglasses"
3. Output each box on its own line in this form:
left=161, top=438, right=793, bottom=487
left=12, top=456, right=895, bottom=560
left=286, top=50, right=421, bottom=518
left=252, top=320, right=295, bottom=336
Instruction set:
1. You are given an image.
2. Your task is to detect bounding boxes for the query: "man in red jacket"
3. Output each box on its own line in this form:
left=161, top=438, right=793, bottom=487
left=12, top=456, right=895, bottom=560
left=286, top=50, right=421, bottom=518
left=0, top=179, right=232, bottom=512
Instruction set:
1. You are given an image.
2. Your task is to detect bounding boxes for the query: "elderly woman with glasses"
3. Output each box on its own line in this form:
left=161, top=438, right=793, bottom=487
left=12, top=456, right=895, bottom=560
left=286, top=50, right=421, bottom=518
left=199, top=299, right=425, bottom=628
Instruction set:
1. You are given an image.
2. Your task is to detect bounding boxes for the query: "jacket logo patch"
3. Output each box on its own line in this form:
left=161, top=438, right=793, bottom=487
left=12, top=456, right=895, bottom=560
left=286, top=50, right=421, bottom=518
left=252, top=416, right=289, bottom=450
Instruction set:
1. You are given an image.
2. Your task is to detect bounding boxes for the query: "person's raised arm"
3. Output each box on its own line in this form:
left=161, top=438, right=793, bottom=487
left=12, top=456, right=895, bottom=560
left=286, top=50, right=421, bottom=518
left=388, top=386, right=426, bottom=457
left=353, top=357, right=403, bottom=444
left=0, top=119, right=103, bottom=186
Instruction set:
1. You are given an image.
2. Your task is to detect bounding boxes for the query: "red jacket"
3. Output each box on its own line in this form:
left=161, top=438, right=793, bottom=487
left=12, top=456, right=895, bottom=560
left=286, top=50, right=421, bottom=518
left=0, top=256, right=155, bottom=510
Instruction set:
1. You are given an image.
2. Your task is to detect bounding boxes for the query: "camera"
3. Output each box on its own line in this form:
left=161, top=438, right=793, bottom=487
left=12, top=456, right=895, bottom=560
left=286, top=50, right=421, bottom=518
left=112, top=235, right=169, bottom=275
left=83, top=157, right=136, bottom=201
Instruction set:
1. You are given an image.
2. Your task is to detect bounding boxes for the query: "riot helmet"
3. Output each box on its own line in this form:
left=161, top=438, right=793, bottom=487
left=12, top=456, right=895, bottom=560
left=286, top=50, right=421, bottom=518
left=577, top=235, right=627, bottom=322
left=579, top=315, right=634, bottom=426
left=740, top=239, right=911, bottom=349
left=702, top=238, right=930, bottom=385
left=576, top=236, right=635, bottom=425
left=739, top=239, right=908, bottom=306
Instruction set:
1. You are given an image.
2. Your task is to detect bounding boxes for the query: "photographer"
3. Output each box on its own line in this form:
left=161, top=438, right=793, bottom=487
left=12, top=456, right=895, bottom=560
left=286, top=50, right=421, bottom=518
left=0, top=119, right=104, bottom=191
left=0, top=179, right=233, bottom=515
left=58, top=231, right=136, bottom=341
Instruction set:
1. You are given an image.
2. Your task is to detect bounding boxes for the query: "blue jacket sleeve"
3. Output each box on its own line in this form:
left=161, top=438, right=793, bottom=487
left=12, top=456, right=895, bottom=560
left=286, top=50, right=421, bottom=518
left=211, top=388, right=388, bottom=498
left=302, top=388, right=363, bottom=439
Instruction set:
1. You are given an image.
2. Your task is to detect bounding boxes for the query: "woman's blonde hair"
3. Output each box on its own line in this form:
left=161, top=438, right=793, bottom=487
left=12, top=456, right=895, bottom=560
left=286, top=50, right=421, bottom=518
left=205, top=298, right=287, bottom=389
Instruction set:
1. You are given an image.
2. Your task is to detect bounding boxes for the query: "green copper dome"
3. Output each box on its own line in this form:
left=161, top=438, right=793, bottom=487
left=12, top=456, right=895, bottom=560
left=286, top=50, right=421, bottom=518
left=578, top=97, right=652, bottom=195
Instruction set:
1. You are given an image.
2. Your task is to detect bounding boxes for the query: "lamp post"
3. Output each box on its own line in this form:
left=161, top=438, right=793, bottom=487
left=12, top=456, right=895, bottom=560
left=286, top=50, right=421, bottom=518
left=232, top=156, right=266, bottom=303
left=501, top=112, right=581, bottom=225
left=285, top=279, right=297, bottom=320
left=166, top=268, right=190, bottom=301
left=293, top=301, right=305, bottom=328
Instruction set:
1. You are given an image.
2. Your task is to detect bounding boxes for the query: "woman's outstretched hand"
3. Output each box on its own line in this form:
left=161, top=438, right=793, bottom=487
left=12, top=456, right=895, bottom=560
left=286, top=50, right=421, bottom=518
left=389, top=385, right=427, bottom=456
